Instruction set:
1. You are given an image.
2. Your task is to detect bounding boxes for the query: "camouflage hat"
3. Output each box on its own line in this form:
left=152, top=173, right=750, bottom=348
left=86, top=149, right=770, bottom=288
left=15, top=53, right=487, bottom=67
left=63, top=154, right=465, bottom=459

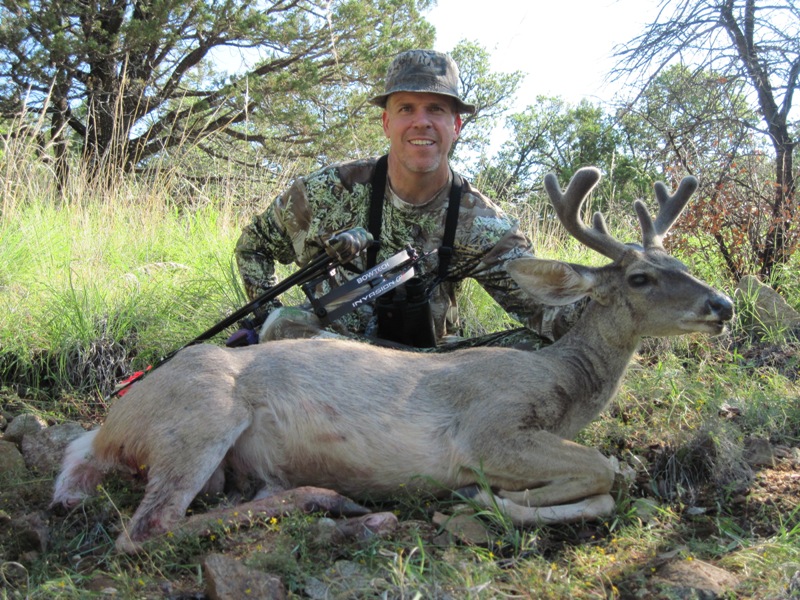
left=369, top=50, right=476, bottom=114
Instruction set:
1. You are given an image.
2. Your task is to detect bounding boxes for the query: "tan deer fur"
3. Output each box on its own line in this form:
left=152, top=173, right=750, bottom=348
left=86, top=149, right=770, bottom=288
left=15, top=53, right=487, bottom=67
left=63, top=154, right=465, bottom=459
left=52, top=167, right=734, bottom=553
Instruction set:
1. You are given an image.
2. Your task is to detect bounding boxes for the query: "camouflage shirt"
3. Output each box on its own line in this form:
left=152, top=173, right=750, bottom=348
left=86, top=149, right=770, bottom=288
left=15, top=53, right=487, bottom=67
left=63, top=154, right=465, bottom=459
left=235, top=157, right=563, bottom=341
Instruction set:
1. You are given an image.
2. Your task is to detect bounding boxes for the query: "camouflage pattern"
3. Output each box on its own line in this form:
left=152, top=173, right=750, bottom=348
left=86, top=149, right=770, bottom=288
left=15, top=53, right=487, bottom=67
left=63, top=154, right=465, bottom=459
left=369, top=49, right=476, bottom=114
left=235, top=157, right=582, bottom=344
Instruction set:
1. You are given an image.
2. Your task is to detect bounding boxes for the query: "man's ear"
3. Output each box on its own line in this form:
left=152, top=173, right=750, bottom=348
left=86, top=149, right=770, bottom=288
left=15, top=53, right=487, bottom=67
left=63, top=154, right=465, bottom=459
left=381, top=110, right=390, bottom=138
left=453, top=113, right=462, bottom=137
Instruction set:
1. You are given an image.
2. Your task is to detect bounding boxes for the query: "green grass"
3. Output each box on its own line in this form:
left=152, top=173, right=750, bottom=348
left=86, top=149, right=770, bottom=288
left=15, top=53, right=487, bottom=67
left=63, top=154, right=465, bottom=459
left=2, top=136, right=799, bottom=598
left=0, top=159, right=253, bottom=401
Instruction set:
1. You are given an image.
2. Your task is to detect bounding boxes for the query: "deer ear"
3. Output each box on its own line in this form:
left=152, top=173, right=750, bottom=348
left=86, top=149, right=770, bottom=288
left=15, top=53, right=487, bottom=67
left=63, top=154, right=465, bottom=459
left=506, top=257, right=596, bottom=306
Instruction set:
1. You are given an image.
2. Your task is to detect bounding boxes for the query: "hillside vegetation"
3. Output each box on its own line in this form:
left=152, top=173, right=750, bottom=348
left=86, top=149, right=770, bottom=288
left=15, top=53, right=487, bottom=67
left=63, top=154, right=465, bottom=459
left=1, top=131, right=799, bottom=599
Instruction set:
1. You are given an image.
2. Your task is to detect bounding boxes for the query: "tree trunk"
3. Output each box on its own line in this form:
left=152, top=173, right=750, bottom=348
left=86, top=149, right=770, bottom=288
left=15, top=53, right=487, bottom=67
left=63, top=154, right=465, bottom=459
left=760, top=138, right=797, bottom=278
left=51, top=87, right=71, bottom=195
left=720, top=0, right=797, bottom=278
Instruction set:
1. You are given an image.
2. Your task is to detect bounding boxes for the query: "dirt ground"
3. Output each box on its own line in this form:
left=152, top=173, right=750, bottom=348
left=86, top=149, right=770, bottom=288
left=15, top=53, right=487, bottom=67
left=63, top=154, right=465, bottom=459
left=0, top=412, right=800, bottom=598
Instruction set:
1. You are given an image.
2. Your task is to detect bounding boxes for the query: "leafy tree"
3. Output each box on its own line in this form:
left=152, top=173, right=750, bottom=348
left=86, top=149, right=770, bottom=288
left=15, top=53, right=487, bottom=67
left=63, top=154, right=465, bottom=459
left=612, top=0, right=800, bottom=278
left=617, top=64, right=766, bottom=278
left=475, top=97, right=648, bottom=211
left=0, top=0, right=434, bottom=185
left=448, top=40, right=523, bottom=162
left=479, top=96, right=573, bottom=201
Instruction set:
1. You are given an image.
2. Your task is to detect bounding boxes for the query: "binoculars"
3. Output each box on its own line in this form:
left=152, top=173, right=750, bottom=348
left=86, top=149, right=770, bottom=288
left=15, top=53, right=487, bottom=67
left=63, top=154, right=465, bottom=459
left=376, top=277, right=436, bottom=348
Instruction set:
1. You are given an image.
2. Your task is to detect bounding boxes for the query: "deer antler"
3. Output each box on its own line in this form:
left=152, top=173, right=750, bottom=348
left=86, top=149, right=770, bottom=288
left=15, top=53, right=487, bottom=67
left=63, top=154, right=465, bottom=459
left=544, top=167, right=629, bottom=261
left=637, top=176, right=698, bottom=250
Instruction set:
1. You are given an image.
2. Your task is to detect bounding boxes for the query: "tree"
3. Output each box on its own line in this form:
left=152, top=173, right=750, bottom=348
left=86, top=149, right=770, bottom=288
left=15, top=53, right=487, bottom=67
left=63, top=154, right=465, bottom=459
left=482, top=96, right=574, bottom=201
left=0, top=0, right=434, bottom=185
left=448, top=40, right=523, bottom=162
left=616, top=64, right=767, bottom=279
left=475, top=97, right=647, bottom=211
left=612, top=0, right=800, bottom=278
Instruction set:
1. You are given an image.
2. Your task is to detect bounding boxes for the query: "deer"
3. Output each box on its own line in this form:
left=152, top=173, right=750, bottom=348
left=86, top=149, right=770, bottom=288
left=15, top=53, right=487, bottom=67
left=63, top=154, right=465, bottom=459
left=52, top=167, right=734, bottom=553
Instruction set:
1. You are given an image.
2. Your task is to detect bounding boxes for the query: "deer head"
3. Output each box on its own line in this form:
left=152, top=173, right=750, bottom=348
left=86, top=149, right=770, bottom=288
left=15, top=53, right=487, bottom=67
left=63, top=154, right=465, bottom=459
left=508, top=167, right=733, bottom=339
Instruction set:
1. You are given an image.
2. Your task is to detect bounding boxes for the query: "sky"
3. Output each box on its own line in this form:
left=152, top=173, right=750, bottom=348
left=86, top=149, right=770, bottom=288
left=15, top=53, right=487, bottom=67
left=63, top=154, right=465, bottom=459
left=426, top=0, right=660, bottom=109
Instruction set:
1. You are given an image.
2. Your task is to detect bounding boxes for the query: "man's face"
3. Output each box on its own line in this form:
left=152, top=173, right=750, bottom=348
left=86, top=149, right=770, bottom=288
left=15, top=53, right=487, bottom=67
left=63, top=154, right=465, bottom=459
left=382, top=92, right=462, bottom=178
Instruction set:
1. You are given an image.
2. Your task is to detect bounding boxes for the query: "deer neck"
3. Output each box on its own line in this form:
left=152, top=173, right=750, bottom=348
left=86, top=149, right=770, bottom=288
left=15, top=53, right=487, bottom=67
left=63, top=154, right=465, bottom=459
left=538, top=300, right=643, bottom=436
left=556, top=299, right=642, bottom=366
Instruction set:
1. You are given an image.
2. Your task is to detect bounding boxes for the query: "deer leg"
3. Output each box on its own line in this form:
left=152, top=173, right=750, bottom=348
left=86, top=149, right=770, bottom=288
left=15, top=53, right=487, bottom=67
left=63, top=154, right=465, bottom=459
left=115, top=410, right=252, bottom=553
left=464, top=488, right=615, bottom=526
left=463, top=430, right=616, bottom=526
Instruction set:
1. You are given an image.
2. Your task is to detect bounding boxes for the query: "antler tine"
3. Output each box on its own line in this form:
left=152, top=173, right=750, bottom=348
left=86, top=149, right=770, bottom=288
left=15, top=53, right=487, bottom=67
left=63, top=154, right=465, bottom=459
left=643, top=176, right=698, bottom=249
left=544, top=167, right=629, bottom=260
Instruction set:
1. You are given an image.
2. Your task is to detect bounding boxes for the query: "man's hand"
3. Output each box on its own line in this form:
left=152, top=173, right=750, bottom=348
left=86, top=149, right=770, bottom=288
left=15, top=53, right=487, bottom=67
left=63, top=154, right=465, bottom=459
left=324, top=228, right=374, bottom=263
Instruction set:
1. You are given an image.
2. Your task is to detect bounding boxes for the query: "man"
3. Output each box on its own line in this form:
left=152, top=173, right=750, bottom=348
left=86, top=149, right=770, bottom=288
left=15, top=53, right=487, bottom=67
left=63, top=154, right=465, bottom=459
left=233, top=49, right=579, bottom=348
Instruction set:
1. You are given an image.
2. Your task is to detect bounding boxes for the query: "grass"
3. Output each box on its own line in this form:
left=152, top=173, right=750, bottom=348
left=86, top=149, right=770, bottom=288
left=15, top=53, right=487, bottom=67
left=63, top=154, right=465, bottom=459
left=1, top=129, right=800, bottom=598
left=0, top=150, right=252, bottom=401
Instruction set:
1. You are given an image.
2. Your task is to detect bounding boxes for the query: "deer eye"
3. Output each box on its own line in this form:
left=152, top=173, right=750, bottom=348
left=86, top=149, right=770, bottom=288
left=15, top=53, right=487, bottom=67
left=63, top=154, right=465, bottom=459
left=628, top=273, right=652, bottom=287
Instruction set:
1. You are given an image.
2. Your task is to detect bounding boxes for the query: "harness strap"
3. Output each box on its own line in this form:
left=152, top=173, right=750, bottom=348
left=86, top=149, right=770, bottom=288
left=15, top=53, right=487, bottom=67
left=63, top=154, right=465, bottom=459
left=438, top=173, right=462, bottom=279
left=367, top=154, right=462, bottom=279
left=367, top=155, right=388, bottom=270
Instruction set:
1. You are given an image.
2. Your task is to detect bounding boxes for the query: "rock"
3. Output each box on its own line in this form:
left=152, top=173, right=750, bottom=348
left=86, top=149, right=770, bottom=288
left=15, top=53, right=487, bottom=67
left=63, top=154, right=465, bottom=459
left=685, top=506, right=708, bottom=516
left=0, top=439, right=26, bottom=476
left=11, top=512, right=49, bottom=555
left=313, top=511, right=398, bottom=546
left=305, top=560, right=387, bottom=599
left=735, top=275, right=800, bottom=336
left=21, top=422, right=86, bottom=475
left=631, top=498, right=661, bottom=524
left=203, top=553, right=286, bottom=600
left=650, top=558, right=739, bottom=598
left=743, top=436, right=775, bottom=468
left=432, top=510, right=494, bottom=545
left=609, top=455, right=637, bottom=491
left=3, top=414, right=48, bottom=444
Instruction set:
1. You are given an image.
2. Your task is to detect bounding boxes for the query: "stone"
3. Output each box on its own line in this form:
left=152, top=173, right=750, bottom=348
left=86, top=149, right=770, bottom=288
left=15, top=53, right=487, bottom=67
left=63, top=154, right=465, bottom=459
left=736, top=275, right=800, bottom=336
left=304, top=560, right=386, bottom=600
left=21, top=422, right=86, bottom=475
left=11, top=512, right=49, bottom=555
left=0, top=440, right=26, bottom=477
left=743, top=436, right=776, bottom=468
left=651, top=558, right=739, bottom=598
left=631, top=498, right=661, bottom=524
left=3, top=414, right=47, bottom=444
left=204, top=553, right=286, bottom=600
left=432, top=510, right=493, bottom=545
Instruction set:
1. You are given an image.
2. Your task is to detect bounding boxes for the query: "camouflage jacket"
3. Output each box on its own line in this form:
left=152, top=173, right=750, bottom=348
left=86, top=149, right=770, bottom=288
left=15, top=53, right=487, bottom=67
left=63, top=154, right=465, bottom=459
left=235, top=157, right=567, bottom=341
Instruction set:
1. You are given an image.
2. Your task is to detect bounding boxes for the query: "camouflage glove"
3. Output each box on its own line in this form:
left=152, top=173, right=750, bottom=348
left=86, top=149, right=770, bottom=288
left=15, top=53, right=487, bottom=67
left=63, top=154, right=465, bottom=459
left=324, top=228, right=374, bottom=263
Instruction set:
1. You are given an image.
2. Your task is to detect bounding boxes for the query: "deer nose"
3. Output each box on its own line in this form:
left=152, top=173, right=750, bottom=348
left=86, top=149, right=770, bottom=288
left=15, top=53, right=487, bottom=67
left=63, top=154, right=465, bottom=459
left=708, top=294, right=734, bottom=322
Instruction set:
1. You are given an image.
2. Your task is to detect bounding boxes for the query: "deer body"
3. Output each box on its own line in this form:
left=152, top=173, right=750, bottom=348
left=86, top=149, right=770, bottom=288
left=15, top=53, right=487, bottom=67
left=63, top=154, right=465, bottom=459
left=52, top=168, right=734, bottom=552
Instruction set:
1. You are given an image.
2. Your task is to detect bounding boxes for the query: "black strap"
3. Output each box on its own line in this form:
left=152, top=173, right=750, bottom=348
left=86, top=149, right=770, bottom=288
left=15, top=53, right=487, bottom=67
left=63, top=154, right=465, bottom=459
left=367, top=155, right=389, bottom=269
left=438, top=173, right=461, bottom=279
left=367, top=154, right=461, bottom=279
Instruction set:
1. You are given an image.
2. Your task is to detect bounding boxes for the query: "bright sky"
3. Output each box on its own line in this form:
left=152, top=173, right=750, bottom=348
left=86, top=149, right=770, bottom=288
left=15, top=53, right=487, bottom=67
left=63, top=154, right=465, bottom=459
left=426, top=0, right=659, bottom=108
